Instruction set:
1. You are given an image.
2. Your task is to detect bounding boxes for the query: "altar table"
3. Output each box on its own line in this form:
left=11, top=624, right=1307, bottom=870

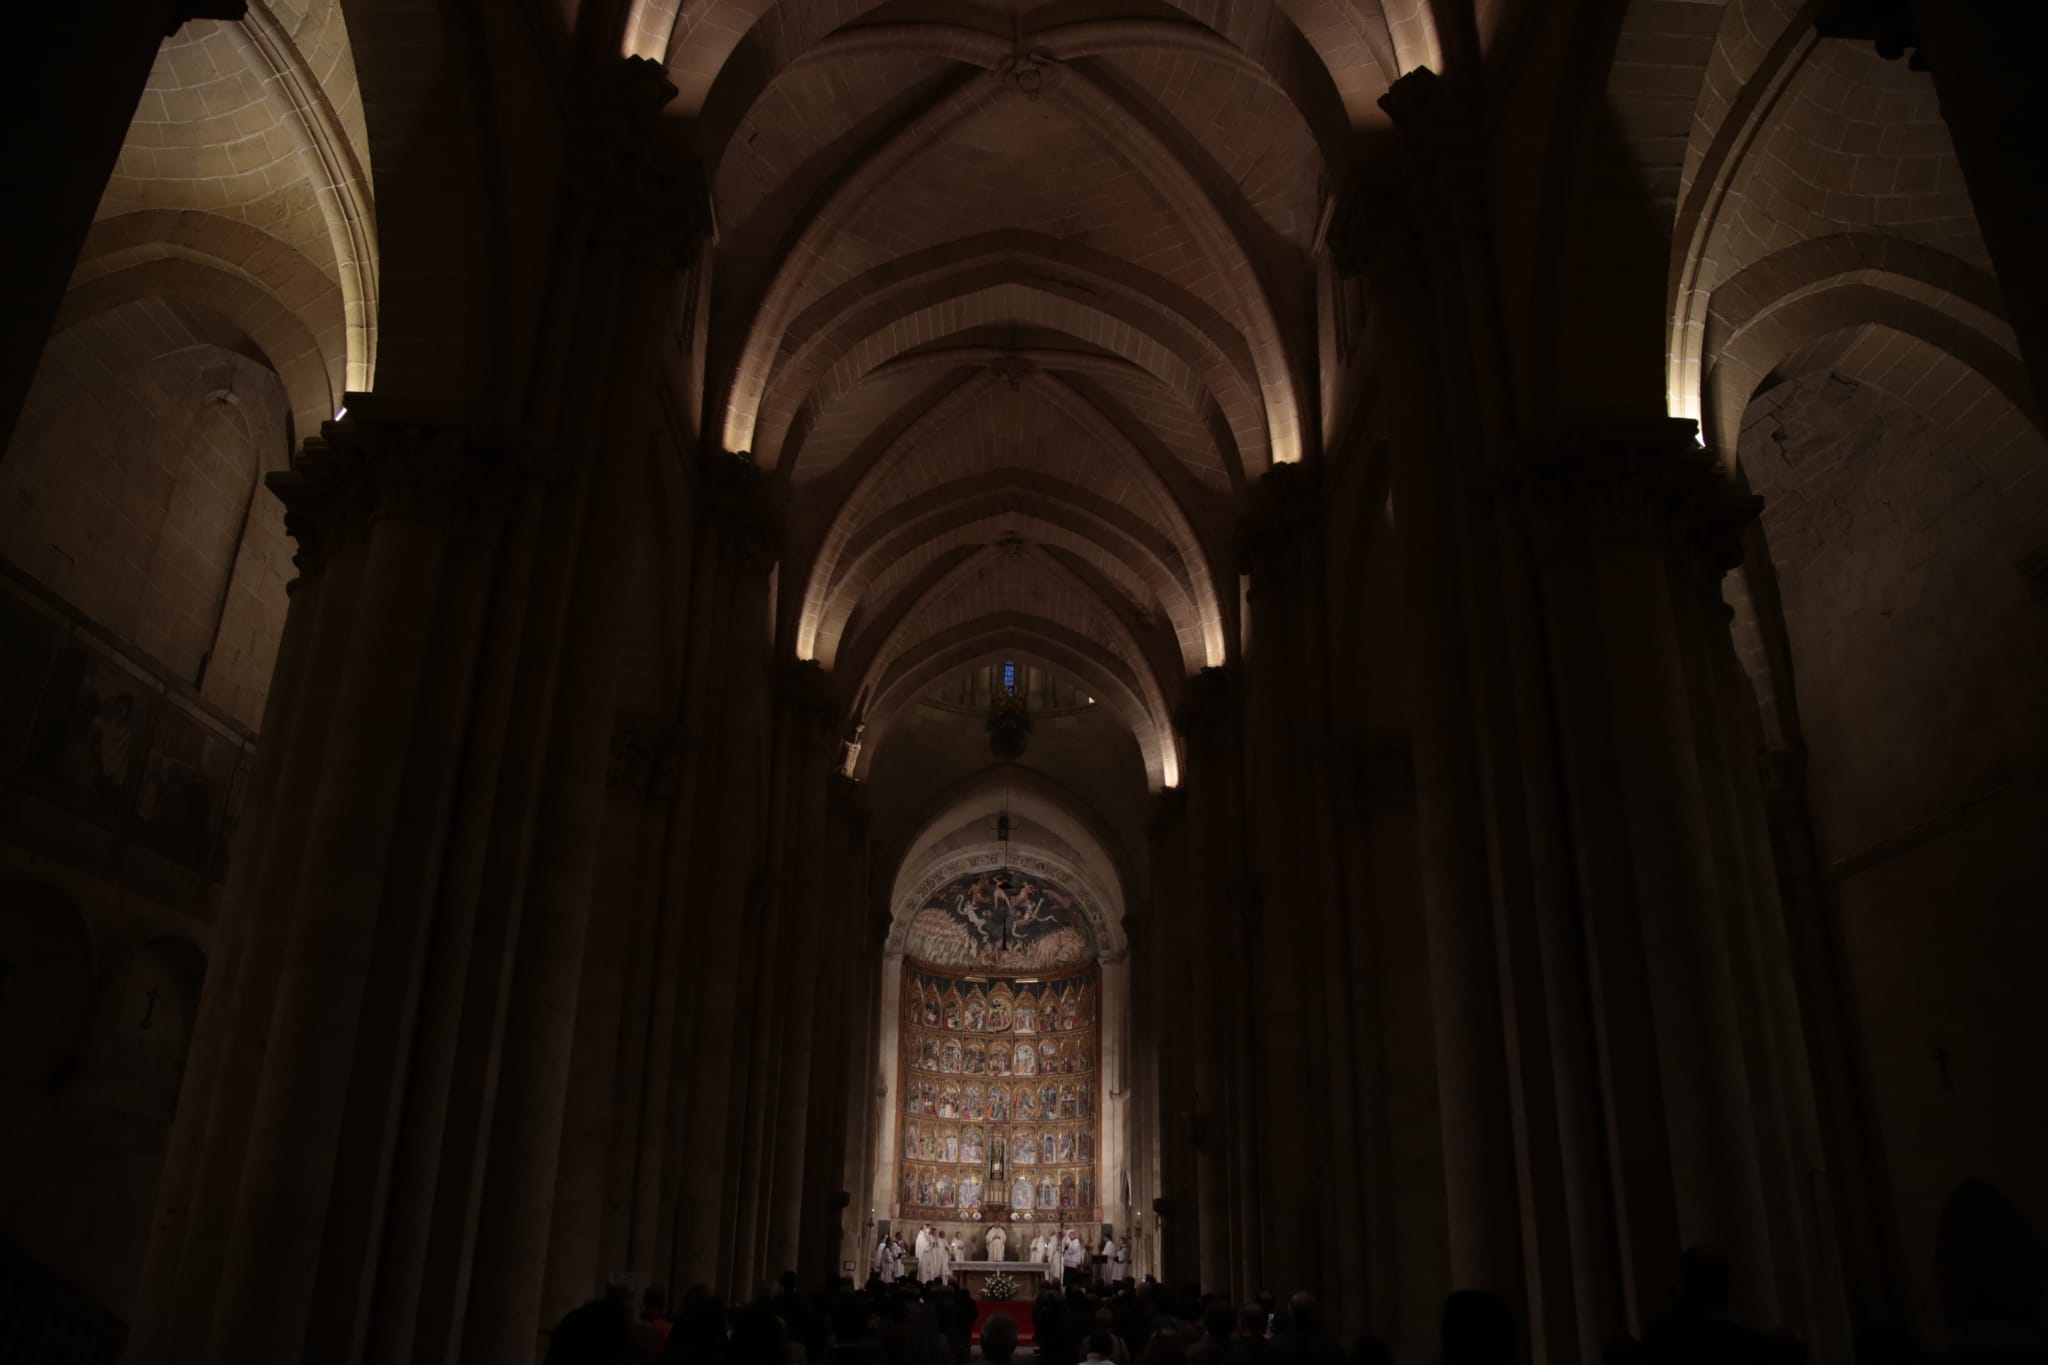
left=949, top=1260, right=1051, bottom=1301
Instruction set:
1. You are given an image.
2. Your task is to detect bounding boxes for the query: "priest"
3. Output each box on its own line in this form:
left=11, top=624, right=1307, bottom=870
left=986, top=1225, right=1008, bottom=1261
left=915, top=1224, right=941, bottom=1284
left=1061, top=1230, right=1086, bottom=1287
left=1102, top=1233, right=1130, bottom=1285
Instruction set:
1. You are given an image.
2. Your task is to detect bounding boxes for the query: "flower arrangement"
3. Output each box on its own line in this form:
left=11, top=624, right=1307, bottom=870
left=985, top=1271, right=1019, bottom=1300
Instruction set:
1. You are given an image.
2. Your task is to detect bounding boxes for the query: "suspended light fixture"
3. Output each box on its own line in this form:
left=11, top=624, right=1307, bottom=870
left=986, top=657, right=1032, bottom=760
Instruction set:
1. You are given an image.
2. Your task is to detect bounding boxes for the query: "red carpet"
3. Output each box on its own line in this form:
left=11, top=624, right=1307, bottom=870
left=972, top=1299, right=1036, bottom=1344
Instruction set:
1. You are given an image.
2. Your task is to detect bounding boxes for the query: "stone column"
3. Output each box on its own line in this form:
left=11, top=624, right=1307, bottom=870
left=1333, top=156, right=1526, bottom=1316
left=1239, top=464, right=1359, bottom=1304
left=1172, top=671, right=1240, bottom=1292
left=540, top=711, right=689, bottom=1325
left=1142, top=788, right=1201, bottom=1288
left=142, top=402, right=513, bottom=1364
left=0, top=3, right=248, bottom=450
left=1328, top=733, right=1407, bottom=1332
left=767, top=663, right=840, bottom=1276
left=1394, top=68, right=1609, bottom=1360
left=1522, top=421, right=1782, bottom=1323
left=1899, top=1, right=2048, bottom=408
left=674, top=453, right=784, bottom=1292
left=458, top=426, right=637, bottom=1363
left=131, top=437, right=366, bottom=1365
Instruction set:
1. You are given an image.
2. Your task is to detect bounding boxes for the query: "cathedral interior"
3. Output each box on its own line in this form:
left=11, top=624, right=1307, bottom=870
left=2, top=1, right=2045, bottom=1362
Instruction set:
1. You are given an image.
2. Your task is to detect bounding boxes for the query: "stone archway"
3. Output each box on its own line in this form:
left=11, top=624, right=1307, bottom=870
left=866, top=824, right=1134, bottom=1284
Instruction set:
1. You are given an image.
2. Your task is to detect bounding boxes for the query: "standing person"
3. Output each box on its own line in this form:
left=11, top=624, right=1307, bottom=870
left=986, top=1224, right=1008, bottom=1262
left=1265, top=1294, right=1342, bottom=1365
left=1102, top=1233, right=1130, bottom=1286
left=914, top=1225, right=937, bottom=1284
left=946, top=1229, right=966, bottom=1279
left=641, top=1286, right=674, bottom=1356
left=878, top=1232, right=901, bottom=1285
left=1062, top=1230, right=1087, bottom=1287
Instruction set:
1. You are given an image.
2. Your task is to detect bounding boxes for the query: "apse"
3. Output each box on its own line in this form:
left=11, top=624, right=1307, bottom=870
left=870, top=804, right=1133, bottom=1267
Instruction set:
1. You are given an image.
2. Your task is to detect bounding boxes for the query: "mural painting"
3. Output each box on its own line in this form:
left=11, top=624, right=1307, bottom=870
left=900, top=868, right=1095, bottom=972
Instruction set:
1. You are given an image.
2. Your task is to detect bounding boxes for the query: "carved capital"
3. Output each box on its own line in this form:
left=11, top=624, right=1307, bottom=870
left=1328, top=163, right=1420, bottom=278
left=609, top=712, right=690, bottom=801
left=568, top=57, right=715, bottom=266
left=1384, top=68, right=1487, bottom=229
left=1174, top=665, right=1239, bottom=738
left=1240, top=461, right=1323, bottom=583
left=778, top=658, right=840, bottom=743
left=266, top=450, right=372, bottom=575
left=1331, top=68, right=1484, bottom=277
left=268, top=397, right=524, bottom=569
left=1520, top=418, right=1761, bottom=584
left=703, top=451, right=784, bottom=573
left=1146, top=785, right=1189, bottom=835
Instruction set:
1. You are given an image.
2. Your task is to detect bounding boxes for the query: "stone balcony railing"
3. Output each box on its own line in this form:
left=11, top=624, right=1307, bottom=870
left=0, top=558, right=255, bottom=916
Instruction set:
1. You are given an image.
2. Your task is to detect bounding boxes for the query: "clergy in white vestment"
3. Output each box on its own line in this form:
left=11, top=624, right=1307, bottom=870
left=946, top=1233, right=965, bottom=1280
left=1103, top=1236, right=1130, bottom=1284
left=1028, top=1232, right=1047, bottom=1267
left=986, top=1225, right=1007, bottom=1261
left=878, top=1236, right=899, bottom=1284
left=914, top=1225, right=940, bottom=1283
left=1061, top=1231, right=1086, bottom=1285
left=1040, top=1230, right=1060, bottom=1274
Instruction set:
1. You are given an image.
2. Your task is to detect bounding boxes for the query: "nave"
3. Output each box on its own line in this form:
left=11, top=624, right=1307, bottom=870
left=2, top=2, right=2046, bottom=1363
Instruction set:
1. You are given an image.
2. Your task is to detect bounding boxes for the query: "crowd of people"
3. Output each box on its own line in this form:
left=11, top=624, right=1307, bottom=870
left=541, top=1246, right=1998, bottom=1365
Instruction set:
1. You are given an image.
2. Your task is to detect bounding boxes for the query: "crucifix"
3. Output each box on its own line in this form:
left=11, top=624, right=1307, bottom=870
left=1933, top=1045, right=1954, bottom=1091
left=139, top=985, right=160, bottom=1031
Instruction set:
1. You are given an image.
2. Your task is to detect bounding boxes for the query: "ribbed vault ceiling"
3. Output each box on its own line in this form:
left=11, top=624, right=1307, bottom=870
left=645, top=0, right=1438, bottom=789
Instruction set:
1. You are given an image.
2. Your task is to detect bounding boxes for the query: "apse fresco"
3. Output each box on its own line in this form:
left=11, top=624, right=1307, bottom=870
left=900, top=868, right=1094, bottom=971
left=896, top=958, right=1098, bottom=1223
